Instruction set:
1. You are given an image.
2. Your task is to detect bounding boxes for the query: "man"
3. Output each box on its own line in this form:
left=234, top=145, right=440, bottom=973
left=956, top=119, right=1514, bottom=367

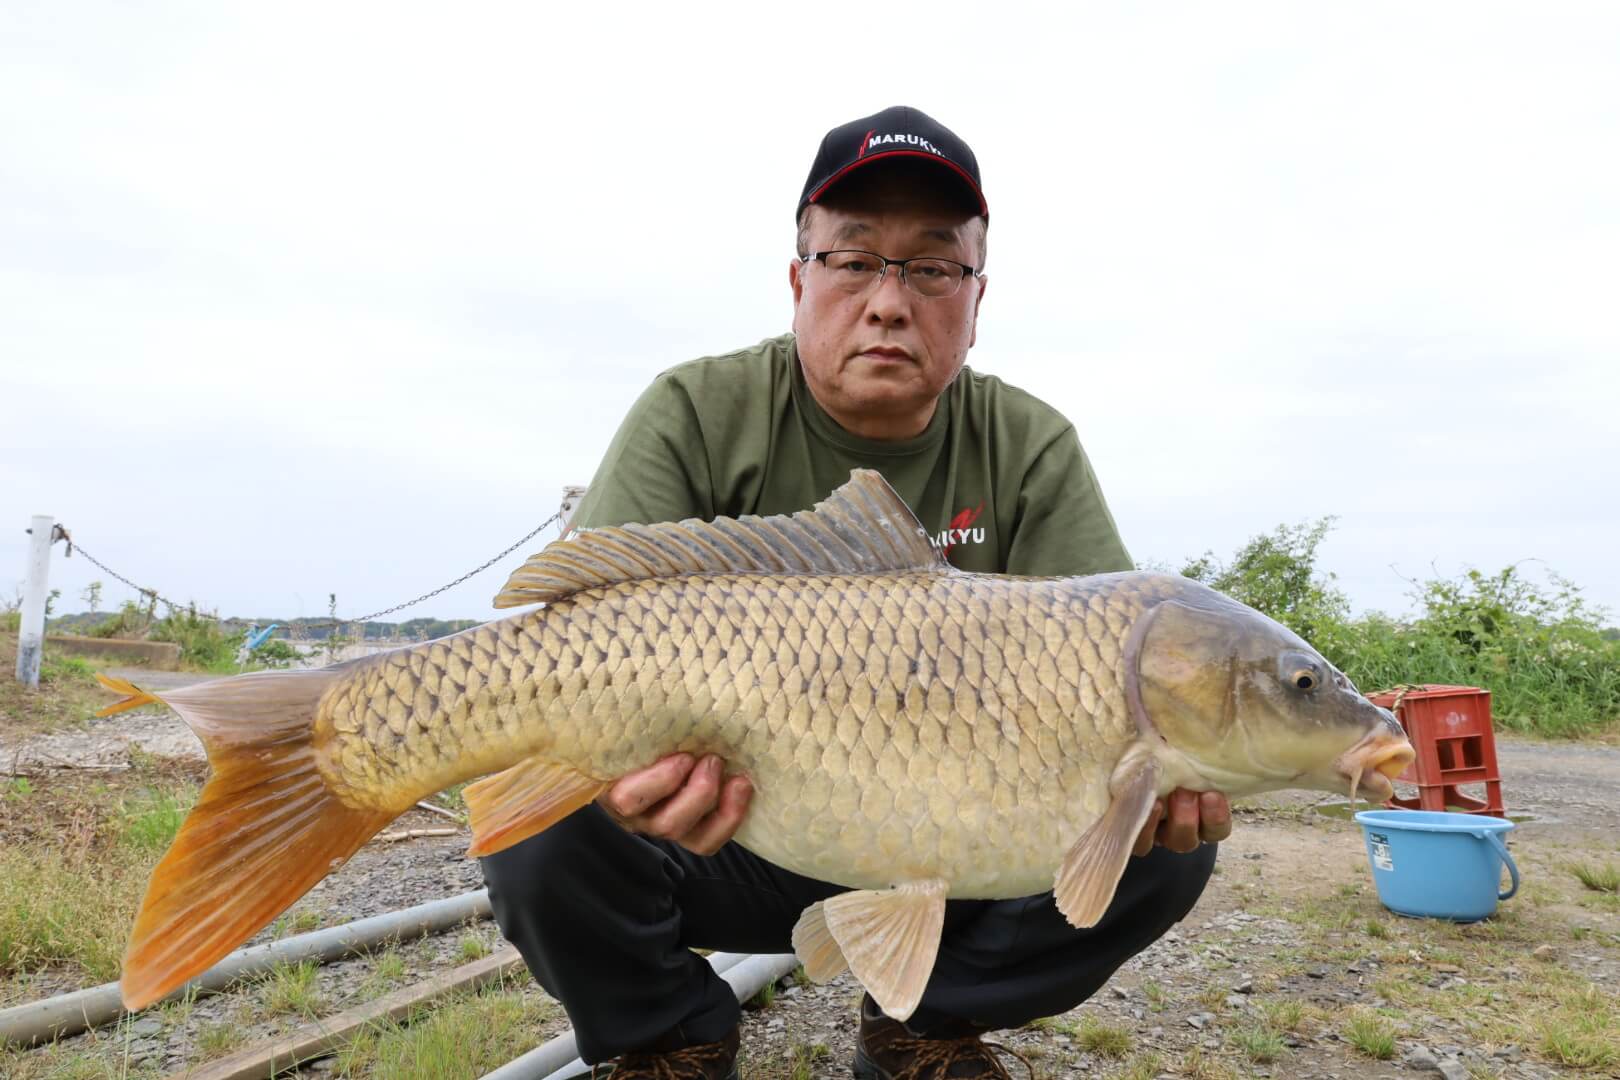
left=482, top=106, right=1230, bottom=1079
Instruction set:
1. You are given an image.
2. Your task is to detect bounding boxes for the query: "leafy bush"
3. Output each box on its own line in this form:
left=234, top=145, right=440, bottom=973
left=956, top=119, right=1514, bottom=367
left=1180, top=518, right=1349, bottom=644
left=248, top=638, right=301, bottom=669
left=1183, top=521, right=1620, bottom=738
left=88, top=600, right=150, bottom=639
left=149, top=605, right=244, bottom=671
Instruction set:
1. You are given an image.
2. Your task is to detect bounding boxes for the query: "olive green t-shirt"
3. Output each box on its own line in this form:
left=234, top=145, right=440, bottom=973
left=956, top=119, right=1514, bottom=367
left=570, top=334, right=1132, bottom=578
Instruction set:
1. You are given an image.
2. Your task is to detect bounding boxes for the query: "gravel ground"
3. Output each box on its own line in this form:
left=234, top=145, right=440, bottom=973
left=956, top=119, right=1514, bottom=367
left=4, top=676, right=1616, bottom=1078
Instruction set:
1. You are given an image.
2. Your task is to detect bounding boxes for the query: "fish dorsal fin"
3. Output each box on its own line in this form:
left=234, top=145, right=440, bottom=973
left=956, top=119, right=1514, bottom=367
left=493, top=469, right=945, bottom=608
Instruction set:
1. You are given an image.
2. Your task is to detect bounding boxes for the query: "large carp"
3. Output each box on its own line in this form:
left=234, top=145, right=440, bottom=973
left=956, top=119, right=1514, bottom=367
left=101, top=470, right=1414, bottom=1019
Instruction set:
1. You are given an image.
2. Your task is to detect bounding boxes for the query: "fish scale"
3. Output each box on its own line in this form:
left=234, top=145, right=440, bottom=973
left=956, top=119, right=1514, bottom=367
left=311, top=569, right=1173, bottom=897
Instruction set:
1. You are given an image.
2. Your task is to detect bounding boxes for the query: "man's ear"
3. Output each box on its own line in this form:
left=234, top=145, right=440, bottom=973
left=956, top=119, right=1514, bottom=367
left=969, top=273, right=987, bottom=348
left=789, top=258, right=806, bottom=332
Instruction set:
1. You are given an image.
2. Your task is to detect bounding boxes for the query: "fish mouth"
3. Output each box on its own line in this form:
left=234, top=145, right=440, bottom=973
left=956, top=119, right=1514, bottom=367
left=1335, top=733, right=1416, bottom=804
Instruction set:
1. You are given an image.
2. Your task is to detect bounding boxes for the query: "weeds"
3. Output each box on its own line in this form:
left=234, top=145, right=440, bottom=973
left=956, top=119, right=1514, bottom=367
left=1176, top=526, right=1620, bottom=738
left=372, top=950, right=406, bottom=982
left=0, top=774, right=198, bottom=980
left=751, top=1042, right=830, bottom=1080
left=1107, top=1052, right=1163, bottom=1080
left=260, top=959, right=322, bottom=1017
left=334, top=984, right=552, bottom=1078
left=1178, top=1045, right=1239, bottom=1080
left=196, top=1019, right=247, bottom=1058
left=1571, top=860, right=1619, bottom=893
left=1230, top=1025, right=1286, bottom=1063
left=1075, top=1016, right=1132, bottom=1059
left=149, top=606, right=244, bottom=671
left=117, top=787, right=194, bottom=854
left=1259, top=999, right=1308, bottom=1033
left=1343, top=1009, right=1397, bottom=1059
left=749, top=977, right=777, bottom=1009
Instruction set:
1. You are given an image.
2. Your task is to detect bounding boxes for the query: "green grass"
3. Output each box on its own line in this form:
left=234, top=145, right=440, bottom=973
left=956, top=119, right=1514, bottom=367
left=457, top=934, right=490, bottom=962
left=1533, top=983, right=1619, bottom=1071
left=1, top=631, right=116, bottom=736
left=44, top=654, right=97, bottom=683
left=1024, top=1013, right=1130, bottom=1058
left=116, top=787, right=194, bottom=854
left=746, top=1041, right=831, bottom=1080
left=196, top=1018, right=248, bottom=1058
left=1177, top=1046, right=1239, bottom=1080
left=260, top=959, right=323, bottom=1017
left=1107, top=1052, right=1163, bottom=1080
left=1140, top=981, right=1168, bottom=1011
left=0, top=767, right=205, bottom=983
left=373, top=950, right=406, bottom=981
left=2, top=843, right=154, bottom=981
left=269, top=909, right=327, bottom=939
left=334, top=984, right=553, bottom=1078
left=1, top=1038, right=165, bottom=1079
left=1258, top=999, right=1310, bottom=1033
left=1343, top=1009, right=1397, bottom=1059
left=1230, top=1024, right=1286, bottom=1063
left=1571, top=860, right=1619, bottom=893
left=1075, top=1016, right=1132, bottom=1059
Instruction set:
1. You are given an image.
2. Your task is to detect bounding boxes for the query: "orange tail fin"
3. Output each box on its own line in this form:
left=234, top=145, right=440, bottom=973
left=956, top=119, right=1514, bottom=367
left=118, top=669, right=395, bottom=1011
left=95, top=674, right=164, bottom=718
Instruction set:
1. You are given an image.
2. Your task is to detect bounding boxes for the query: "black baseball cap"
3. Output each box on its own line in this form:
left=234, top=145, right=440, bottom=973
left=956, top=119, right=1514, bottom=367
left=797, top=105, right=987, bottom=223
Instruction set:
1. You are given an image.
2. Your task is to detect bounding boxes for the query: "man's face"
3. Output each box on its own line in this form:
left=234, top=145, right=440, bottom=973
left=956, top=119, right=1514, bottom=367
left=789, top=185, right=987, bottom=440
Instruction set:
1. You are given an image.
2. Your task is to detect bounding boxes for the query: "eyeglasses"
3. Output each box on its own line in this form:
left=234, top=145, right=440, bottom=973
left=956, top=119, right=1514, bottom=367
left=800, top=249, right=982, bottom=299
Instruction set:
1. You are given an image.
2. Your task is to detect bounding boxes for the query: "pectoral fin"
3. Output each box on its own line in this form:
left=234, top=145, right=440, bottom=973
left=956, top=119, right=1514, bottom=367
left=464, top=757, right=608, bottom=857
left=809, top=879, right=948, bottom=1022
left=1054, top=754, right=1162, bottom=928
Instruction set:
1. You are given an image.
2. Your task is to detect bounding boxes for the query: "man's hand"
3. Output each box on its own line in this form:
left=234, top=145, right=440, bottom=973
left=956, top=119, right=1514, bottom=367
left=1133, top=789, right=1231, bottom=856
left=598, top=753, right=753, bottom=856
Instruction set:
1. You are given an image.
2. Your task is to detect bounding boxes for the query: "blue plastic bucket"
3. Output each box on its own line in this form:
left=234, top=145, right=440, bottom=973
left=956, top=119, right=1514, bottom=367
left=1353, top=809, right=1520, bottom=922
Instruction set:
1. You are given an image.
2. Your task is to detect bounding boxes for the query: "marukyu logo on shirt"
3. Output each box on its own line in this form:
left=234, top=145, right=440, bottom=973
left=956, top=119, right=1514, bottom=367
left=931, top=502, right=985, bottom=558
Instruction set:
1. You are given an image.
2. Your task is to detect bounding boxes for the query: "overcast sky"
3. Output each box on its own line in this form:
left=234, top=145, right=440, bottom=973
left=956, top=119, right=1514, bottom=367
left=4, top=2, right=1617, bottom=630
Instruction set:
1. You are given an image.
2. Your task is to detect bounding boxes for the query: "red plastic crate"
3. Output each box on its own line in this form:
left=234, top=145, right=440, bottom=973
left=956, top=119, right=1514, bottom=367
left=1365, top=684, right=1505, bottom=817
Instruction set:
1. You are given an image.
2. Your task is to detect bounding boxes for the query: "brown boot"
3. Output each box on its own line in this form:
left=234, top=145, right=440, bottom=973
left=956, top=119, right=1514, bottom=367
left=853, top=996, right=1031, bottom=1079
left=590, top=1025, right=740, bottom=1080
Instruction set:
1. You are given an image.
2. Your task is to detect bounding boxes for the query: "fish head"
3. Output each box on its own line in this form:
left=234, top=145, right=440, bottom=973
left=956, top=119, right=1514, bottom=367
left=1135, top=591, right=1415, bottom=801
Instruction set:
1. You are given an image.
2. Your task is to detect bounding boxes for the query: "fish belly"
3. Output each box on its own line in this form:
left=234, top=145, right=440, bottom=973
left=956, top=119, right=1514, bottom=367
left=318, top=571, right=1164, bottom=896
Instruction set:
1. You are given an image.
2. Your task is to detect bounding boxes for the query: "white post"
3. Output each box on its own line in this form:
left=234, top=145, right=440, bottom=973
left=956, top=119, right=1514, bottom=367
left=15, top=515, right=55, bottom=688
left=559, top=485, right=588, bottom=539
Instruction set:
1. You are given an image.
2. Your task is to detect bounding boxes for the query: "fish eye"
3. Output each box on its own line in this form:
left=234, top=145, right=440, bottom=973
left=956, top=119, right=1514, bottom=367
left=1279, top=653, right=1324, bottom=692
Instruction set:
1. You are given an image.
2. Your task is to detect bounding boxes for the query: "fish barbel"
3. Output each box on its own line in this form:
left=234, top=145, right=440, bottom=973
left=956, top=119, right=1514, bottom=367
left=99, top=471, right=1414, bottom=1018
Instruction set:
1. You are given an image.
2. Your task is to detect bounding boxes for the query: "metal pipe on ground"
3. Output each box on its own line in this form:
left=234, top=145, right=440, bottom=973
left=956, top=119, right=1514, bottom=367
left=477, top=952, right=799, bottom=1080
left=0, top=889, right=492, bottom=1049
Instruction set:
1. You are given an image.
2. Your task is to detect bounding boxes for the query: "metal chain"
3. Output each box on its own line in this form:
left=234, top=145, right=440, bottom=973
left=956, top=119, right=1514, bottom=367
left=67, top=538, right=193, bottom=618
left=340, top=509, right=563, bottom=625
left=56, top=509, right=565, bottom=628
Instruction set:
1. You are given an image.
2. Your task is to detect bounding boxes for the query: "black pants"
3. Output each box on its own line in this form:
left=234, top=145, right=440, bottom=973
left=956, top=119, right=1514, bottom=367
left=481, top=804, right=1215, bottom=1065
